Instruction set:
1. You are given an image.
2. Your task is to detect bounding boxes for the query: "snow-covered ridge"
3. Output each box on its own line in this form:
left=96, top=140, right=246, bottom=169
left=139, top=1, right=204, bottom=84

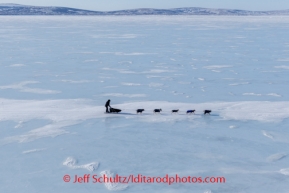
left=0, top=4, right=289, bottom=15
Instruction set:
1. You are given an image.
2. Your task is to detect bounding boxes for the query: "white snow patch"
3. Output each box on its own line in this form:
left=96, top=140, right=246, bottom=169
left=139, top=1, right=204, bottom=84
left=275, top=65, right=289, bottom=69
left=63, top=157, right=76, bottom=167
left=9, top=64, right=26, bottom=67
left=229, top=82, right=250, bottom=86
left=22, top=148, right=46, bottom=154
left=143, top=69, right=172, bottom=73
left=57, top=79, right=92, bottom=84
left=63, top=157, right=98, bottom=172
left=243, top=93, right=262, bottom=96
left=100, top=170, right=128, bottom=191
left=277, top=59, right=289, bottom=62
left=267, top=93, right=281, bottom=97
left=149, top=83, right=164, bottom=87
left=119, top=70, right=136, bottom=74
left=15, top=121, right=24, bottom=128
left=146, top=75, right=165, bottom=78
left=262, top=131, right=274, bottom=139
left=118, top=61, right=132, bottom=64
left=203, top=65, right=232, bottom=69
left=121, top=83, right=141, bottom=86
left=84, top=59, right=98, bottom=62
left=243, top=93, right=281, bottom=97
left=3, top=121, right=75, bottom=143
left=266, top=153, right=287, bottom=162
left=101, top=68, right=136, bottom=74
left=279, top=168, right=289, bottom=176
left=109, top=124, right=131, bottom=129
left=0, top=81, right=60, bottom=94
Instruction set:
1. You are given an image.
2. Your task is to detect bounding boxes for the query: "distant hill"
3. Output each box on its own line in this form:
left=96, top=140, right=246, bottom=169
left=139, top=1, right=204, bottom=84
left=1, top=4, right=289, bottom=15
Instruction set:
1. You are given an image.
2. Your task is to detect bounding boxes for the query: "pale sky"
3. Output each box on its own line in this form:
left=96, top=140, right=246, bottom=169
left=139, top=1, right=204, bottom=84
left=0, top=0, right=289, bottom=11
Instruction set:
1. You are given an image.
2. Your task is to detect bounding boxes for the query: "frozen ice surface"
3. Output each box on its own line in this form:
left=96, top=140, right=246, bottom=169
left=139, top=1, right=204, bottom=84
left=0, top=16, right=289, bottom=193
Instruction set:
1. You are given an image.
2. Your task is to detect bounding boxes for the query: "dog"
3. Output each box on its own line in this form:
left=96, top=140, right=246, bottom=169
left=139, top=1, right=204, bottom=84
left=171, top=109, right=179, bottom=114
left=153, top=109, right=162, bottom=113
left=136, top=109, right=145, bottom=114
left=204, top=110, right=211, bottom=115
left=186, top=110, right=195, bottom=114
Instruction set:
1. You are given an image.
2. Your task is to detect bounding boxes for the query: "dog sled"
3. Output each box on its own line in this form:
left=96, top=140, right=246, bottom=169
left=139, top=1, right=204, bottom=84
left=109, top=107, right=122, bottom=113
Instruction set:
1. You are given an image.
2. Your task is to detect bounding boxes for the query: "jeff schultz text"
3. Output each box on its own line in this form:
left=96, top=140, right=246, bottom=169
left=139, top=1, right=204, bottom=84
left=72, top=174, right=226, bottom=185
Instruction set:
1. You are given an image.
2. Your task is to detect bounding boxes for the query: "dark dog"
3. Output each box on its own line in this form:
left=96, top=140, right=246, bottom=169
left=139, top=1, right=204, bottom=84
left=136, top=109, right=145, bottom=114
left=186, top=110, right=195, bottom=114
left=204, top=110, right=211, bottom=115
left=153, top=109, right=162, bottom=113
left=171, top=109, right=179, bottom=114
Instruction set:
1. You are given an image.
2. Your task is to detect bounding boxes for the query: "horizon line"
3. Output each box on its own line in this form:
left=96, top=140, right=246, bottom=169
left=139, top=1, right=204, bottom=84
left=1, top=3, right=289, bottom=12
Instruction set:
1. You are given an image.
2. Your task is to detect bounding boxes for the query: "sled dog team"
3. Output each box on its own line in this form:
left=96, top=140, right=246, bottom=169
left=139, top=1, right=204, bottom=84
left=105, top=99, right=211, bottom=115
left=137, top=109, right=211, bottom=115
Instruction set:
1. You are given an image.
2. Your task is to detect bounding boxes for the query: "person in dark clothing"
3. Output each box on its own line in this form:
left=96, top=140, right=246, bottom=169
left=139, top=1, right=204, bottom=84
left=105, top=99, right=111, bottom=113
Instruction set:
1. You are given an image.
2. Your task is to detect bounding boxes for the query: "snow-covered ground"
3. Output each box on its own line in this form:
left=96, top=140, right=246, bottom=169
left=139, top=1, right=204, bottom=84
left=0, top=16, right=289, bottom=193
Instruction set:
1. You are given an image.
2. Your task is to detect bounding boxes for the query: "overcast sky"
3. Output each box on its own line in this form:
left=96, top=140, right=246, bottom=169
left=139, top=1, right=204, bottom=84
left=1, top=0, right=289, bottom=11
